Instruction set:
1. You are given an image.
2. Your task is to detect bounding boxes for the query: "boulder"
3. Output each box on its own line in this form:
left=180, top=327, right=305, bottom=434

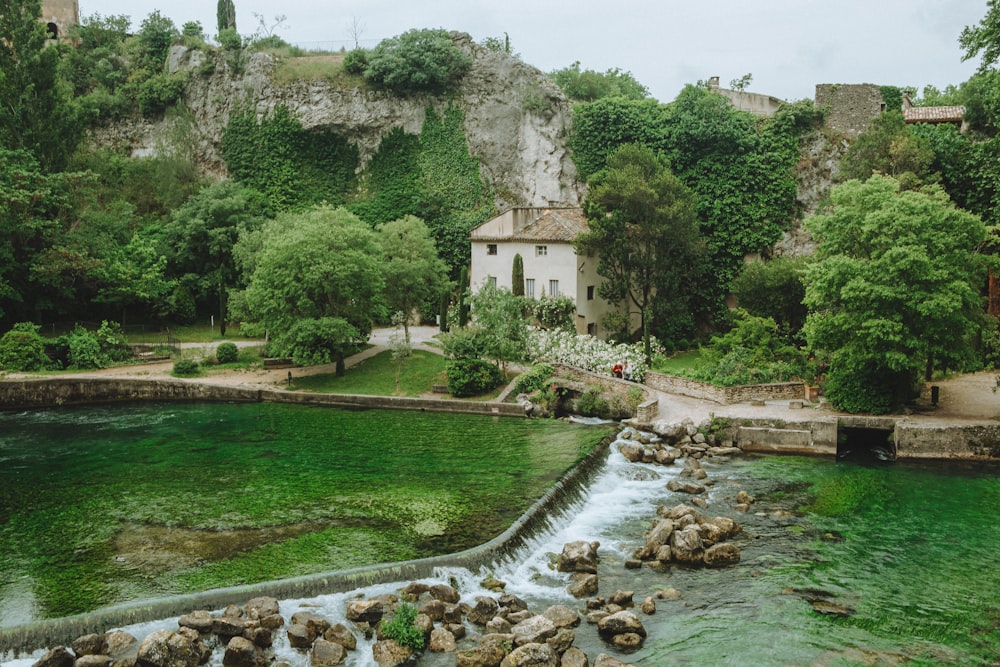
left=486, top=616, right=513, bottom=635
left=594, top=655, right=633, bottom=667
left=670, top=527, right=705, bottom=564
left=557, top=541, right=599, bottom=573
left=287, top=623, right=314, bottom=650
left=345, top=600, right=383, bottom=625
left=400, top=582, right=429, bottom=600
left=456, top=636, right=509, bottom=667
left=666, top=479, right=706, bottom=494
left=645, top=518, right=674, bottom=553
left=419, top=599, right=446, bottom=622
left=703, top=543, right=741, bottom=567
left=308, top=639, right=346, bottom=666
left=639, top=597, right=656, bottom=615
left=291, top=611, right=330, bottom=639
left=30, top=647, right=75, bottom=667
left=429, top=583, right=461, bottom=603
left=560, top=647, right=589, bottom=667
left=178, top=611, right=214, bottom=634
left=512, top=615, right=557, bottom=646
left=322, top=624, right=357, bottom=651
left=245, top=597, right=280, bottom=620
left=370, top=639, right=413, bottom=667
left=711, top=516, right=741, bottom=539
left=482, top=574, right=508, bottom=592
left=429, top=627, right=457, bottom=653
left=104, top=630, right=139, bottom=667
left=498, top=593, right=529, bottom=613
left=243, top=624, right=273, bottom=648
left=609, top=633, right=645, bottom=650
left=222, top=637, right=264, bottom=667
left=259, top=614, right=284, bottom=631
left=545, top=628, right=575, bottom=655
left=73, top=634, right=107, bottom=657
left=567, top=573, right=598, bottom=598
left=468, top=596, right=501, bottom=625
left=608, top=591, right=634, bottom=608
left=597, top=611, right=647, bottom=642
left=76, top=656, right=112, bottom=667
left=542, top=605, right=580, bottom=629
left=213, top=616, right=246, bottom=639
left=136, top=629, right=202, bottom=667
left=619, top=442, right=644, bottom=462
left=499, top=642, right=557, bottom=666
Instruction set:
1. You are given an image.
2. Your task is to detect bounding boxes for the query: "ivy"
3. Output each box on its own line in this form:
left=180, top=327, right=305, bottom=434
left=221, top=105, right=359, bottom=212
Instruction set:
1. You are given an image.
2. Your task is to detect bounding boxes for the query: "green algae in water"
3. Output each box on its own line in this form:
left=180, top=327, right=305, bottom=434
left=737, top=455, right=1000, bottom=664
left=0, top=403, right=612, bottom=622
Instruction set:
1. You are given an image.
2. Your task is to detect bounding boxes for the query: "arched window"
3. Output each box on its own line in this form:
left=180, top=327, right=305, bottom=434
left=46, top=22, right=58, bottom=39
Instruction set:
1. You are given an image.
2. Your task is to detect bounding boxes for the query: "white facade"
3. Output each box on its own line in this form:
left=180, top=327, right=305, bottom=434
left=469, top=208, right=620, bottom=338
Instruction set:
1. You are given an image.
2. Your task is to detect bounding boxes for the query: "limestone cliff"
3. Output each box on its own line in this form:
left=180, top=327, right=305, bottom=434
left=89, top=32, right=581, bottom=209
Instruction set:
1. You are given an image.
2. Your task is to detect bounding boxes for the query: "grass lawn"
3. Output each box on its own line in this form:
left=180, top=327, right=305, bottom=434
left=126, top=323, right=259, bottom=345
left=293, top=349, right=448, bottom=397
left=654, top=349, right=706, bottom=374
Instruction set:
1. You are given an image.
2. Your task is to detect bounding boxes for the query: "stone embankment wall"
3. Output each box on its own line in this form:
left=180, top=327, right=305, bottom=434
left=548, top=363, right=659, bottom=422
left=643, top=371, right=804, bottom=405
left=0, top=378, right=526, bottom=417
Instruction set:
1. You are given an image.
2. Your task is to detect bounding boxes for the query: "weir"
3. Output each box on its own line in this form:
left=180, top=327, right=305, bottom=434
left=0, top=432, right=616, bottom=655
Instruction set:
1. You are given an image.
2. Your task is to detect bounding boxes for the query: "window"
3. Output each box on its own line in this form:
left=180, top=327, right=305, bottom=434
left=486, top=244, right=497, bottom=255
left=535, top=245, right=548, bottom=256
left=587, top=322, right=597, bottom=336
left=549, top=280, right=559, bottom=297
left=487, top=276, right=497, bottom=288
left=587, top=285, right=595, bottom=301
left=525, top=278, right=535, bottom=299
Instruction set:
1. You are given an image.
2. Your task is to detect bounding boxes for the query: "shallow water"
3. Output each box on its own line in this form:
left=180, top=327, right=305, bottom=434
left=3, top=411, right=999, bottom=666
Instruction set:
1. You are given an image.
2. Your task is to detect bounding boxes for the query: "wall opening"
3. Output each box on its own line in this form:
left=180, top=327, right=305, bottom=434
left=46, top=22, right=58, bottom=39
left=837, top=426, right=895, bottom=462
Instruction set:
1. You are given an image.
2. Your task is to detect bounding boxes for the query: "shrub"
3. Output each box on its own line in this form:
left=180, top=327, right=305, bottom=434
left=531, top=294, right=576, bottom=331
left=575, top=385, right=611, bottom=418
left=363, top=28, right=472, bottom=95
left=446, top=358, right=502, bottom=397
left=172, top=358, right=200, bottom=376
left=0, top=323, right=52, bottom=371
left=512, top=363, right=553, bottom=396
left=380, top=603, right=424, bottom=650
left=343, top=48, right=368, bottom=75
left=526, top=329, right=655, bottom=383
left=66, top=326, right=104, bottom=369
left=134, top=72, right=188, bottom=116
left=96, top=320, right=131, bottom=362
left=216, top=342, right=239, bottom=364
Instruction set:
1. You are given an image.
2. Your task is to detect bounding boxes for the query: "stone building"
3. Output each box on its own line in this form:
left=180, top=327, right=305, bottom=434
left=814, top=83, right=886, bottom=136
left=41, top=0, right=78, bottom=40
left=708, top=76, right=785, bottom=116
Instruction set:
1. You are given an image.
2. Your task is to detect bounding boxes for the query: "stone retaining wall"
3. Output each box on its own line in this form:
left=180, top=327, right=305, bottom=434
left=643, top=371, right=805, bottom=405
left=0, top=378, right=525, bottom=418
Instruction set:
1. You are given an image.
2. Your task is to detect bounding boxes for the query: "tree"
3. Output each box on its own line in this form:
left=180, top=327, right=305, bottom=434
left=0, top=0, right=81, bottom=171
left=94, top=231, right=174, bottom=326
left=838, top=112, right=935, bottom=185
left=511, top=253, right=524, bottom=297
left=162, top=181, right=267, bottom=336
left=468, top=283, right=528, bottom=375
left=363, top=28, right=472, bottom=95
left=961, top=1, right=1000, bottom=73
left=575, top=143, right=702, bottom=362
left=376, top=215, right=448, bottom=343
left=549, top=61, right=649, bottom=101
left=732, top=257, right=809, bottom=338
left=217, top=0, right=236, bottom=33
left=238, top=206, right=383, bottom=373
left=803, top=175, right=988, bottom=414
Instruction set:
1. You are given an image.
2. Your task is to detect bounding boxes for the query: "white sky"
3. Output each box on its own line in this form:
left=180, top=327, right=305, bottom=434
left=81, top=0, right=989, bottom=103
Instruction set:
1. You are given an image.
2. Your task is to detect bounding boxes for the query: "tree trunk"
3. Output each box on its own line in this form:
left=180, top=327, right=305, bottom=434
left=336, top=356, right=346, bottom=377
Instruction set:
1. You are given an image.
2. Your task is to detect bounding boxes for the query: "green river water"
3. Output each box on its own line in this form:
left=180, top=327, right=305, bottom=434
left=2, top=403, right=1000, bottom=665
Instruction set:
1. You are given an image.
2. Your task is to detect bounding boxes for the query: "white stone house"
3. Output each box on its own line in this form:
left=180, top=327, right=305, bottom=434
left=469, top=207, right=621, bottom=338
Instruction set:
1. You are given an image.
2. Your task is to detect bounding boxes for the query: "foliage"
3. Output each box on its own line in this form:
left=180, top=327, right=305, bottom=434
left=446, top=358, right=503, bottom=397
left=675, top=311, right=814, bottom=387
left=216, top=27, right=242, bottom=51
left=576, top=143, right=702, bottom=361
left=0, top=322, right=52, bottom=371
left=216, top=342, right=239, bottom=364
left=575, top=386, right=611, bottom=419
left=172, top=358, right=200, bottom=376
left=569, top=97, right=671, bottom=180
left=549, top=61, right=649, bottom=102
left=65, top=325, right=105, bottom=369
left=134, top=71, right=188, bottom=116
left=217, top=0, right=236, bottom=33
left=838, top=112, right=935, bottom=184
left=438, top=326, right=481, bottom=360
left=960, top=2, right=1000, bottom=73
left=376, top=215, right=449, bottom=341
left=94, top=231, right=175, bottom=325
left=237, top=206, right=382, bottom=370
left=512, top=363, right=554, bottom=395
left=469, top=283, right=529, bottom=373
left=731, top=257, right=809, bottom=337
left=95, top=320, right=131, bottom=361
left=343, top=48, right=368, bottom=75
left=222, top=104, right=359, bottom=212
left=530, top=294, right=576, bottom=331
left=380, top=603, right=425, bottom=650
left=133, top=11, right=179, bottom=72
left=803, top=175, right=988, bottom=414
left=0, top=0, right=82, bottom=171
left=527, top=328, right=657, bottom=383
left=363, top=28, right=472, bottom=95
left=480, top=33, right=516, bottom=57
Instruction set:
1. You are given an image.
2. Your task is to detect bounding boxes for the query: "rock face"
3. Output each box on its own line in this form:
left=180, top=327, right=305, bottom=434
left=91, top=33, right=581, bottom=210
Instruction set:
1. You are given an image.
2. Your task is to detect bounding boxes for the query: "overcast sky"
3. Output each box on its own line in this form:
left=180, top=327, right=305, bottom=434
left=82, top=0, right=989, bottom=103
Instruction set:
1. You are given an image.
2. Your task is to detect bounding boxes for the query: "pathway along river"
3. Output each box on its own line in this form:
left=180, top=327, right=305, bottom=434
left=3, top=407, right=1000, bottom=665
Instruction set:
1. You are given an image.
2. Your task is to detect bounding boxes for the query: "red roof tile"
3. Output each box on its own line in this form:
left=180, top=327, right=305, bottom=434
left=903, top=105, right=964, bottom=124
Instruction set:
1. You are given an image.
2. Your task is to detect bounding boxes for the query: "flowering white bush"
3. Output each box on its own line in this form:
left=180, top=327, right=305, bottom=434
left=526, top=329, right=660, bottom=382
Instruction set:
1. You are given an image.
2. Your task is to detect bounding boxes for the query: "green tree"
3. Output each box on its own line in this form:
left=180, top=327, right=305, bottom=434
left=549, top=61, right=649, bottom=102
left=732, top=257, right=809, bottom=338
left=0, top=0, right=81, bottom=171
left=363, top=28, right=472, bottom=95
left=961, top=1, right=1000, bottom=73
left=94, top=231, right=175, bottom=326
left=803, top=175, right=988, bottom=414
left=511, top=253, right=524, bottom=297
left=162, top=181, right=267, bottom=336
left=376, top=215, right=448, bottom=343
left=575, top=143, right=702, bottom=362
left=217, top=0, right=236, bottom=33
left=238, top=206, right=383, bottom=373
left=838, top=111, right=935, bottom=185
left=469, top=283, right=528, bottom=375
left=133, top=10, right=178, bottom=72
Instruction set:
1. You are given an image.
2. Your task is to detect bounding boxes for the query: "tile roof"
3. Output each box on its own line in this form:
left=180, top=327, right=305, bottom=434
left=903, top=105, right=965, bottom=124
left=473, top=208, right=589, bottom=242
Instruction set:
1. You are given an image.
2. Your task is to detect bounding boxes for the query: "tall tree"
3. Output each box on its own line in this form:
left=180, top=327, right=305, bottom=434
left=803, top=175, right=988, bottom=414
left=238, top=206, right=383, bottom=373
left=511, top=253, right=524, bottom=297
left=217, top=0, right=236, bottom=34
left=469, top=283, right=528, bottom=375
left=575, top=143, right=702, bottom=362
left=961, top=1, right=1000, bottom=73
left=0, top=0, right=81, bottom=171
left=376, top=215, right=448, bottom=343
